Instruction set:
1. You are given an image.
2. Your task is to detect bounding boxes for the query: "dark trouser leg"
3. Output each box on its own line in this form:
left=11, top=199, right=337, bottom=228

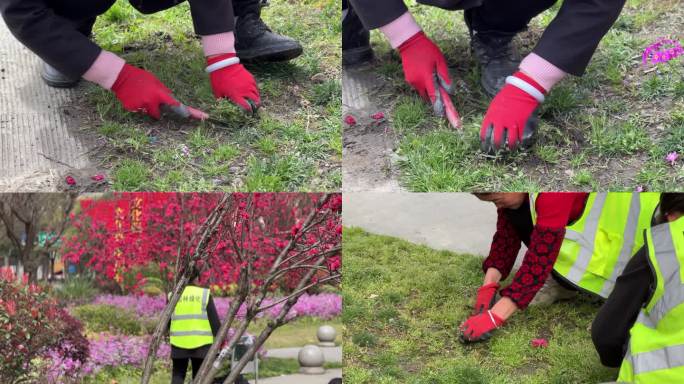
left=233, top=0, right=303, bottom=62
left=466, top=0, right=557, bottom=96
left=465, top=0, right=558, bottom=34
left=171, top=358, right=190, bottom=384
left=342, top=0, right=373, bottom=66
left=190, top=357, right=204, bottom=379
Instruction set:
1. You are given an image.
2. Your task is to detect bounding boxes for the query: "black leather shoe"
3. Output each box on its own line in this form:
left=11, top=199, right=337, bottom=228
left=470, top=31, right=520, bottom=98
left=235, top=12, right=303, bottom=63
left=41, top=62, right=79, bottom=88
left=342, top=5, right=373, bottom=67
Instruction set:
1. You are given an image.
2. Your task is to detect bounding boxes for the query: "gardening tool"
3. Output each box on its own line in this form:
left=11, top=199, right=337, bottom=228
left=434, top=69, right=462, bottom=130
left=162, top=103, right=235, bottom=130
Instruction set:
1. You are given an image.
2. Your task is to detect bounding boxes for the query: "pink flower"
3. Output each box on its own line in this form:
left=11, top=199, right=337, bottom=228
left=65, top=176, right=76, bottom=185
left=371, top=112, right=385, bottom=120
left=344, top=115, right=357, bottom=126
left=635, top=185, right=644, bottom=192
left=666, top=152, right=679, bottom=166
left=91, top=174, right=105, bottom=181
left=531, top=338, right=548, bottom=348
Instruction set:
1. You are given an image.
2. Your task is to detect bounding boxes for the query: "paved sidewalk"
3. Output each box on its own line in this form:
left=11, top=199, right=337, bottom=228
left=0, top=21, right=92, bottom=191
left=265, top=346, right=342, bottom=363
left=343, top=193, right=527, bottom=259
left=252, top=368, right=341, bottom=384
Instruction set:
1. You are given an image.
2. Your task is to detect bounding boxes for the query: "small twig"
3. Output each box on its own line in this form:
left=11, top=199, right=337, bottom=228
left=38, top=152, right=76, bottom=169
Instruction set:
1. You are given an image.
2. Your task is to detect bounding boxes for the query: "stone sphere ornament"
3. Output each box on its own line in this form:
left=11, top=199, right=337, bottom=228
left=317, top=325, right=337, bottom=347
left=298, top=345, right=325, bottom=374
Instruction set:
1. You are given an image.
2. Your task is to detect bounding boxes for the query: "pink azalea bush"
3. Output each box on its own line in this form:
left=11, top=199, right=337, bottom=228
left=47, top=333, right=170, bottom=381
left=93, top=293, right=342, bottom=321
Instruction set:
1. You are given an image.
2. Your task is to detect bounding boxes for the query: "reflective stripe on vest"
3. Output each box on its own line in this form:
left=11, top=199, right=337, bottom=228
left=529, top=193, right=660, bottom=298
left=170, top=285, right=213, bottom=349
left=618, top=216, right=684, bottom=383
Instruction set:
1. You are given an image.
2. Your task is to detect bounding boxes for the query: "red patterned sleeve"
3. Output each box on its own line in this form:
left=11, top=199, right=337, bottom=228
left=482, top=209, right=522, bottom=280
left=500, top=226, right=566, bottom=309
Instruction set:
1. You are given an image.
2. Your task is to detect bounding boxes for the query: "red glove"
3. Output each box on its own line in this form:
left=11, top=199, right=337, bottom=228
left=207, top=53, right=260, bottom=113
left=398, top=31, right=460, bottom=127
left=111, top=64, right=180, bottom=120
left=480, top=71, right=546, bottom=154
left=473, top=282, right=499, bottom=315
left=459, top=310, right=505, bottom=343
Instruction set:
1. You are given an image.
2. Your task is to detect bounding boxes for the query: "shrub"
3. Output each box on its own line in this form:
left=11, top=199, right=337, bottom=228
left=0, top=270, right=88, bottom=383
left=71, top=304, right=151, bottom=335
left=54, top=275, right=99, bottom=304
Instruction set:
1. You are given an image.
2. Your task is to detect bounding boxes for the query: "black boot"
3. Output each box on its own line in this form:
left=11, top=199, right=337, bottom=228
left=342, top=4, right=373, bottom=67
left=41, top=62, right=79, bottom=88
left=470, top=31, right=520, bottom=98
left=235, top=10, right=303, bottom=63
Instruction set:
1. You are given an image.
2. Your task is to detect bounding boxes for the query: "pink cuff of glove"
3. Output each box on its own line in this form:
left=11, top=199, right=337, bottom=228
left=379, top=11, right=422, bottom=49
left=82, top=50, right=126, bottom=90
left=519, top=53, right=567, bottom=92
left=201, top=32, right=236, bottom=57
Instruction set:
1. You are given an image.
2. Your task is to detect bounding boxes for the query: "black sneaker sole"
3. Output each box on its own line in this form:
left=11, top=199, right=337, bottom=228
left=237, top=45, right=303, bottom=63
left=343, top=46, right=374, bottom=67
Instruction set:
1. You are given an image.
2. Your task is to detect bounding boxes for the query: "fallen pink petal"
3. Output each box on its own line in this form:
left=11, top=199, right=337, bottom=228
left=371, top=112, right=385, bottom=120
left=666, top=151, right=679, bottom=166
left=531, top=338, right=549, bottom=348
left=65, top=176, right=76, bottom=185
left=91, top=174, right=105, bottom=182
left=344, top=115, right=357, bottom=126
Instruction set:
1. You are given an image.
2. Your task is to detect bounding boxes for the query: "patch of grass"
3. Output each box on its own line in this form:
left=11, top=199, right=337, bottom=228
left=247, top=317, right=343, bottom=349
left=83, top=0, right=340, bottom=191
left=343, top=227, right=618, bottom=384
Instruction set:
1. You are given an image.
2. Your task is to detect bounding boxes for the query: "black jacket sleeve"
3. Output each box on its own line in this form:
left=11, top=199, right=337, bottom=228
left=532, top=0, right=627, bottom=76
left=591, top=246, right=654, bottom=367
left=0, top=0, right=103, bottom=78
left=348, top=0, right=408, bottom=30
left=206, top=296, right=221, bottom=336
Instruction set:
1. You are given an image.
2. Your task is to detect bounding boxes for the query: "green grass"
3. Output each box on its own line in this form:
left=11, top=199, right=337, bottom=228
left=82, top=0, right=340, bottom=191
left=365, top=0, right=684, bottom=190
left=343, top=227, right=618, bottom=383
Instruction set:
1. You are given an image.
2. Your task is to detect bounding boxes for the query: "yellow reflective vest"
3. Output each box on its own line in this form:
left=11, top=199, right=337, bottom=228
left=530, top=193, right=660, bottom=298
left=617, top=216, right=684, bottom=383
left=170, top=285, right=214, bottom=349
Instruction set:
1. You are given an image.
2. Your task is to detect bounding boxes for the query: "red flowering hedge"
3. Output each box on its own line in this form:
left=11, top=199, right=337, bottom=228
left=0, top=267, right=88, bottom=383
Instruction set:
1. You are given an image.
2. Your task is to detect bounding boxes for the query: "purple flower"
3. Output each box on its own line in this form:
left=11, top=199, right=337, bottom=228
left=666, top=152, right=679, bottom=166
left=635, top=185, right=644, bottom=192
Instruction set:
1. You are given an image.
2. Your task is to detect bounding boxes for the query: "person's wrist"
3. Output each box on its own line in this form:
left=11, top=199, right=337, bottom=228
left=380, top=11, right=422, bottom=49
left=201, top=32, right=236, bottom=57
left=491, top=296, right=517, bottom=320
left=83, top=50, right=126, bottom=90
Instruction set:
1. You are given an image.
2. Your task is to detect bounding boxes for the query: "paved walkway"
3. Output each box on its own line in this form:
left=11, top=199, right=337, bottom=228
left=343, top=193, right=527, bottom=259
left=266, top=346, right=341, bottom=363
left=253, top=368, right=341, bottom=384
left=0, top=21, right=92, bottom=191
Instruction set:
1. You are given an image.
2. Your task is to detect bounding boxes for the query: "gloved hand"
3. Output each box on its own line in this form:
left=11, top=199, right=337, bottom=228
left=473, top=282, right=500, bottom=315
left=480, top=71, right=546, bottom=154
left=207, top=53, right=260, bottom=113
left=398, top=31, right=461, bottom=128
left=111, top=64, right=181, bottom=120
left=459, top=310, right=504, bottom=343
